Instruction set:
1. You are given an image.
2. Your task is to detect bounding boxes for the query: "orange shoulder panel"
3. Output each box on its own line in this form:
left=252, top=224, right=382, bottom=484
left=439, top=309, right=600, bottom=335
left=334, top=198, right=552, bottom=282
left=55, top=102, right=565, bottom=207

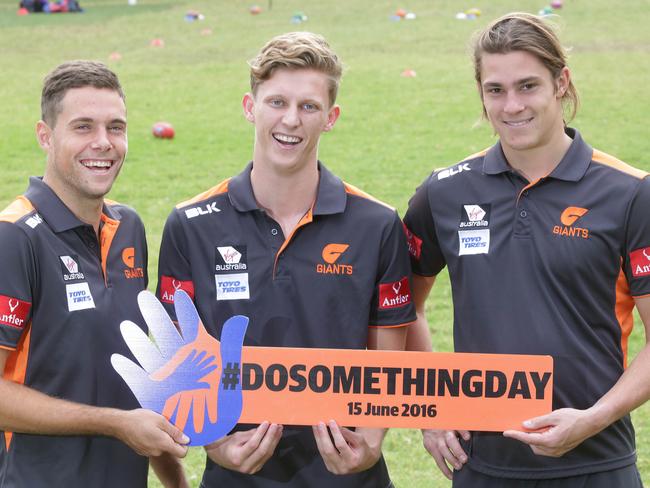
left=432, top=148, right=489, bottom=173
left=592, top=150, right=648, bottom=180
left=343, top=183, right=394, bottom=211
left=0, top=196, right=35, bottom=223
left=176, top=179, right=230, bottom=209
left=461, top=148, right=489, bottom=162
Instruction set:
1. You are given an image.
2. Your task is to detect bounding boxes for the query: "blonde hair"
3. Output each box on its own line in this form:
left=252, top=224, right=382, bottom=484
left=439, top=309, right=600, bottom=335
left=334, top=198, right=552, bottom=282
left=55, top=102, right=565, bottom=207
left=249, top=32, right=343, bottom=106
left=41, top=60, right=124, bottom=127
left=472, top=12, right=579, bottom=121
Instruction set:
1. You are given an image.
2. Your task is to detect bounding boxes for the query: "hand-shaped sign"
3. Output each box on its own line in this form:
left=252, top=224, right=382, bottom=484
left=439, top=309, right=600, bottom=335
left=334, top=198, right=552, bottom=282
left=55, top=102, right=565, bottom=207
left=113, top=291, right=554, bottom=446
left=111, top=290, right=246, bottom=446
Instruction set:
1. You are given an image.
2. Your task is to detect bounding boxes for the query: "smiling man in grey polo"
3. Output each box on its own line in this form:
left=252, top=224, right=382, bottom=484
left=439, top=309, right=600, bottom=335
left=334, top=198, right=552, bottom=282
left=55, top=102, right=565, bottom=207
left=403, top=13, right=650, bottom=488
left=0, top=61, right=188, bottom=488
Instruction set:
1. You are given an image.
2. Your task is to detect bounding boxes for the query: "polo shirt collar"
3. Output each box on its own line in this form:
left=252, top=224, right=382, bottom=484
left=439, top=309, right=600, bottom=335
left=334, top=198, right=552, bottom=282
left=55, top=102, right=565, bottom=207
left=482, top=127, right=592, bottom=182
left=24, top=176, right=120, bottom=233
left=228, top=161, right=347, bottom=216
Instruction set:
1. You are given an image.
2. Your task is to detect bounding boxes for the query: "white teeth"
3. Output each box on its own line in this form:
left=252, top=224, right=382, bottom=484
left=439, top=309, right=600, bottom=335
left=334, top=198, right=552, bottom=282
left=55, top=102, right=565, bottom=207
left=274, top=134, right=302, bottom=144
left=82, top=160, right=112, bottom=168
left=505, top=118, right=532, bottom=127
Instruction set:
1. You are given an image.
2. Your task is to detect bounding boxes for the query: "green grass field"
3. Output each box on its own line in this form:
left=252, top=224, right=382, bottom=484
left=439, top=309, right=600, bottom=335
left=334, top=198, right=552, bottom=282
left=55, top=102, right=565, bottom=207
left=2, top=0, right=649, bottom=485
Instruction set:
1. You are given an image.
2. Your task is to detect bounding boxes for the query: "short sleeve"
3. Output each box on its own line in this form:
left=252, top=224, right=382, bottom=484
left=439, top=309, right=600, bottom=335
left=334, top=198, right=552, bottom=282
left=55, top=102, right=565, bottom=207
left=624, top=176, right=650, bottom=297
left=0, top=222, right=35, bottom=349
left=368, top=211, right=417, bottom=327
left=156, top=209, right=196, bottom=321
left=402, top=176, right=446, bottom=276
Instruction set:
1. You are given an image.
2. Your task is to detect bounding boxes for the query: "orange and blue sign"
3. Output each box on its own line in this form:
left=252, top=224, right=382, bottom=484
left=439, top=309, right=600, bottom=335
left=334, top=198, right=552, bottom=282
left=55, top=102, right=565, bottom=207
left=112, top=291, right=553, bottom=446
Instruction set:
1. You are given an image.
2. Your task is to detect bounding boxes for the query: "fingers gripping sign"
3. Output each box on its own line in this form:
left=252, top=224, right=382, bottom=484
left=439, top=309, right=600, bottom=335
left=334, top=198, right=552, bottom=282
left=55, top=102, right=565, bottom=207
left=111, top=290, right=248, bottom=446
left=422, top=429, right=470, bottom=480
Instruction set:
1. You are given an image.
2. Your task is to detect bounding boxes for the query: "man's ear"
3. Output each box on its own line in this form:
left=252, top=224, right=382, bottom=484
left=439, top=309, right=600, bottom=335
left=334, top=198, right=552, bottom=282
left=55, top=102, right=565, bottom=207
left=323, top=105, right=341, bottom=132
left=36, top=120, right=52, bottom=151
left=556, top=66, right=570, bottom=98
left=242, top=93, right=255, bottom=123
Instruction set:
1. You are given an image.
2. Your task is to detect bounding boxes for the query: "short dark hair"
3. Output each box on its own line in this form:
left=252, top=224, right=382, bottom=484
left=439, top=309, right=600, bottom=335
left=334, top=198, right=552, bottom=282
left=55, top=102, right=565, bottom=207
left=41, top=60, right=125, bottom=126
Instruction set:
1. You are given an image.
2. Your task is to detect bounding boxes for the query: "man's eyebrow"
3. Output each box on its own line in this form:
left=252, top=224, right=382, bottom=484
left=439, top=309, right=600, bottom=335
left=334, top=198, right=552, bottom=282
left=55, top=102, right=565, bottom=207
left=67, top=117, right=127, bottom=125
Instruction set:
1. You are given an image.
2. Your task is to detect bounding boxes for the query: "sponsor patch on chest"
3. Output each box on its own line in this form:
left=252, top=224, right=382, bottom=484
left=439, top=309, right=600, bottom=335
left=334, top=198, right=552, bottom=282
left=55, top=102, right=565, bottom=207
left=459, top=204, right=490, bottom=229
left=458, top=229, right=490, bottom=255
left=215, top=245, right=248, bottom=273
left=59, top=255, right=85, bottom=281
left=216, top=273, right=249, bottom=301
left=66, top=282, right=96, bottom=311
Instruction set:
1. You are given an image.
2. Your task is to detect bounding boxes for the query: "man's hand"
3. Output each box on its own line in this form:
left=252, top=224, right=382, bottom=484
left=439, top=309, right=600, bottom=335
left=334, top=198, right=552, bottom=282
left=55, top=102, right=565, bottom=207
left=312, top=420, right=383, bottom=475
left=503, top=407, right=599, bottom=457
left=205, top=422, right=283, bottom=474
left=113, top=408, right=189, bottom=458
left=422, top=429, right=470, bottom=480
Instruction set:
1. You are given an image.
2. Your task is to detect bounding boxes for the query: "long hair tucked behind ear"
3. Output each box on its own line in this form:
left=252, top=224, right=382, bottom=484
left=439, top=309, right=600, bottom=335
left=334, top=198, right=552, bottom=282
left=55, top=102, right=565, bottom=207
left=472, top=12, right=579, bottom=122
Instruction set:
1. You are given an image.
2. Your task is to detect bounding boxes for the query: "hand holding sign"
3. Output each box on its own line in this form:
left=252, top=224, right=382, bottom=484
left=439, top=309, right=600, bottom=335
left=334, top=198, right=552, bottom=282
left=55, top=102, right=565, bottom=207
left=111, top=290, right=247, bottom=446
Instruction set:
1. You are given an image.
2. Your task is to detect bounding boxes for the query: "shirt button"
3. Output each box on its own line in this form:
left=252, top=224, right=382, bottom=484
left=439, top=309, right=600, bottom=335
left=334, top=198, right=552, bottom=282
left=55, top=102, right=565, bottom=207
left=271, top=228, right=278, bottom=236
left=520, top=210, right=527, bottom=218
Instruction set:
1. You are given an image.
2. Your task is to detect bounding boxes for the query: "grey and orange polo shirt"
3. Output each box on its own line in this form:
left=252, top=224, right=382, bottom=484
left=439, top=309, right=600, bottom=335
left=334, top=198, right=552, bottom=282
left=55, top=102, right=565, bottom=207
left=0, top=177, right=149, bottom=488
left=403, top=128, right=650, bottom=479
left=157, top=162, right=415, bottom=488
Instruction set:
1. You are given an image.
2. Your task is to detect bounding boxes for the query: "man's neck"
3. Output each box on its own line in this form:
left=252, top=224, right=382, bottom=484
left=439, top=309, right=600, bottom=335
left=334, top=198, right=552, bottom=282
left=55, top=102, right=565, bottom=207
left=250, top=159, right=319, bottom=237
left=503, top=128, right=573, bottom=183
left=42, top=177, right=103, bottom=235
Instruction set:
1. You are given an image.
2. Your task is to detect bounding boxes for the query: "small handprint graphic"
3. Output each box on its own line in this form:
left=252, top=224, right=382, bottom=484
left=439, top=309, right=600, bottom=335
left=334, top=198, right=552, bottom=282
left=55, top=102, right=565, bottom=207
left=111, top=290, right=247, bottom=445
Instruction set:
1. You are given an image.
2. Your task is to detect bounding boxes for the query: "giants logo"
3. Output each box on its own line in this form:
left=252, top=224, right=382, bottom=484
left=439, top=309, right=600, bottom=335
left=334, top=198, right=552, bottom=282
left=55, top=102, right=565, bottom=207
left=122, top=247, right=145, bottom=279
left=630, top=247, right=650, bottom=278
left=159, top=276, right=195, bottom=303
left=379, top=277, right=412, bottom=309
left=402, top=223, right=422, bottom=260
left=0, top=295, right=31, bottom=329
left=552, top=207, right=589, bottom=239
left=316, top=243, right=353, bottom=275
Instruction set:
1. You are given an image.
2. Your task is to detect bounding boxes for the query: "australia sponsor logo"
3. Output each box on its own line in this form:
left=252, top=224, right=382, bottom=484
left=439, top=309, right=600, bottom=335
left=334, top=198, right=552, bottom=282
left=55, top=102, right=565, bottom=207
left=458, top=229, right=490, bottom=256
left=159, top=276, right=195, bottom=304
left=25, top=214, right=43, bottom=229
left=459, top=204, right=490, bottom=228
left=437, top=163, right=470, bottom=181
left=0, top=295, right=31, bottom=329
left=216, top=273, right=249, bottom=301
left=379, top=277, right=412, bottom=310
left=184, top=202, right=221, bottom=219
left=402, top=223, right=422, bottom=260
left=316, top=243, right=353, bottom=275
left=59, top=255, right=85, bottom=281
left=122, top=247, right=145, bottom=279
left=65, top=282, right=95, bottom=312
left=215, top=245, right=248, bottom=272
left=552, top=207, right=589, bottom=239
left=630, top=247, right=650, bottom=278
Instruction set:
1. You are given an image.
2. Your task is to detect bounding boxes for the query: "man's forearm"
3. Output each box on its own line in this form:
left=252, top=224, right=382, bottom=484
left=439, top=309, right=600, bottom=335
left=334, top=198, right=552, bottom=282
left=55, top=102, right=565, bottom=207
left=0, top=377, right=128, bottom=437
